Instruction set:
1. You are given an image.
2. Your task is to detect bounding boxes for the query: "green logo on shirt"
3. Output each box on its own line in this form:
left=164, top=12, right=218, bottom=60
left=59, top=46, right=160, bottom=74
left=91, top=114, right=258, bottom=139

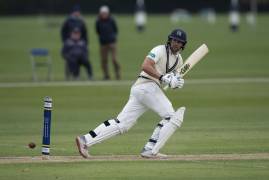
left=148, top=52, right=156, bottom=58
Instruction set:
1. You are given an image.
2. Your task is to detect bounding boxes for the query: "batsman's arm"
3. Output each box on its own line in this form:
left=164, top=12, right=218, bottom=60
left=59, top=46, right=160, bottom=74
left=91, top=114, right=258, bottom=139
left=141, top=58, right=162, bottom=80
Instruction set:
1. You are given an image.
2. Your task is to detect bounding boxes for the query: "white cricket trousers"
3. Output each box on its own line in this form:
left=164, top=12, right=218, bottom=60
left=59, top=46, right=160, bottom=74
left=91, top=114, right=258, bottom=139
left=117, top=82, right=175, bottom=131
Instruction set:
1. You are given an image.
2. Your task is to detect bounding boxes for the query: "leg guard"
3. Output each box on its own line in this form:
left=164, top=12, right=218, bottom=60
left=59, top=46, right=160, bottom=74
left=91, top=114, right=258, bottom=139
left=143, top=117, right=170, bottom=151
left=84, top=118, right=121, bottom=147
left=151, top=107, right=186, bottom=155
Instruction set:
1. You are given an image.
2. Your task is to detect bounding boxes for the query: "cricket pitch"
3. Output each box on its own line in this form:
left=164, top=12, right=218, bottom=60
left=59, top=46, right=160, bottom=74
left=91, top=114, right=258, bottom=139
left=1, top=153, right=269, bottom=164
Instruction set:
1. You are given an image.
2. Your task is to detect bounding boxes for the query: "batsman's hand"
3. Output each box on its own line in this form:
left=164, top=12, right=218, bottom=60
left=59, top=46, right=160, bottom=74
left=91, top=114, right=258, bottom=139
left=159, top=73, right=172, bottom=86
left=169, top=74, right=184, bottom=89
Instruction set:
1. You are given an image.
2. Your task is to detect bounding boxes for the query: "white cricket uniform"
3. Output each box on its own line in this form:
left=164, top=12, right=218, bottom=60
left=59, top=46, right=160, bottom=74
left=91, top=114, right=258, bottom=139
left=116, top=45, right=183, bottom=131
left=83, top=44, right=185, bottom=154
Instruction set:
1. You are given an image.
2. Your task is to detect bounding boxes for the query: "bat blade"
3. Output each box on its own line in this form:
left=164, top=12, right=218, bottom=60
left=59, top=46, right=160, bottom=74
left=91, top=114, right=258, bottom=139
left=178, top=43, right=209, bottom=76
left=163, top=44, right=209, bottom=90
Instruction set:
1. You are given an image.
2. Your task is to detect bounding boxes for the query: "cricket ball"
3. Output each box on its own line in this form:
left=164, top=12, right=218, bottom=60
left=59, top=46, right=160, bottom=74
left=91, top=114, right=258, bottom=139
left=28, top=142, right=36, bottom=149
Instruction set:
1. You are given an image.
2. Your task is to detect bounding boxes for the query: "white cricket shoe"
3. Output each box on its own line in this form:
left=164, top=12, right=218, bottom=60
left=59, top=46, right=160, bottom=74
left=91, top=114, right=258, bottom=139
left=140, top=149, right=168, bottom=158
left=76, top=136, right=90, bottom=158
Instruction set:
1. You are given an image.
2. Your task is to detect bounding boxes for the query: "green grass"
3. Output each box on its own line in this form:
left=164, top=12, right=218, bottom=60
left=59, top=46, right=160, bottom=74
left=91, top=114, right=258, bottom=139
left=0, top=14, right=269, bottom=179
left=1, top=160, right=269, bottom=180
left=0, top=14, right=269, bottom=81
left=1, top=82, right=269, bottom=156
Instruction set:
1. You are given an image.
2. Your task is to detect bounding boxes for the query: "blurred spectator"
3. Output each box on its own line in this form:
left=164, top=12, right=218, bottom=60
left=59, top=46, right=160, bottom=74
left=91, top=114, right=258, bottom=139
left=229, top=0, right=240, bottom=32
left=61, top=5, right=89, bottom=80
left=134, top=0, right=147, bottom=32
left=96, top=5, right=121, bottom=80
left=62, top=28, right=93, bottom=80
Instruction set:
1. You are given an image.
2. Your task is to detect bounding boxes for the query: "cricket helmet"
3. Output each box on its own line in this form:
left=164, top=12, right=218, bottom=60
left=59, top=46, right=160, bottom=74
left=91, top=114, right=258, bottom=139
left=167, top=28, right=187, bottom=49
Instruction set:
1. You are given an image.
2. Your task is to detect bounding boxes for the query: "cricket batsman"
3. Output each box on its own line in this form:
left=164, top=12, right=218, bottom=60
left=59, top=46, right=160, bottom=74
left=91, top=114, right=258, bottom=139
left=76, top=28, right=187, bottom=158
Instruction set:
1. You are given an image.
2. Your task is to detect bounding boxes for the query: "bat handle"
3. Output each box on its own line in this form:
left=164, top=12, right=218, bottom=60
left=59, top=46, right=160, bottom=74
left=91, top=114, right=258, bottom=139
left=163, top=85, right=169, bottom=90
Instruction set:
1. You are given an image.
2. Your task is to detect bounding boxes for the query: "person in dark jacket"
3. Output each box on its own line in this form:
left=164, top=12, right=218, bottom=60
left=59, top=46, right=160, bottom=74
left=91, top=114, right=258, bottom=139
left=61, top=5, right=88, bottom=44
left=61, top=5, right=89, bottom=80
left=62, top=28, right=93, bottom=80
left=96, top=5, right=121, bottom=80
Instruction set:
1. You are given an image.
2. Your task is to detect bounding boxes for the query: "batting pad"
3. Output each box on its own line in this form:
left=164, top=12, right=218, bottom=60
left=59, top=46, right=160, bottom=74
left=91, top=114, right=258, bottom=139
left=152, top=107, right=185, bottom=154
left=84, top=119, right=121, bottom=146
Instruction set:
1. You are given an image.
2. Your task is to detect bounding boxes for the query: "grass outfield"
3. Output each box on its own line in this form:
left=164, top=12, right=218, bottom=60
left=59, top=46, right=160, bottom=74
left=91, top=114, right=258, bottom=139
left=0, top=14, right=269, bottom=179
left=1, top=82, right=269, bottom=156
left=0, top=14, right=269, bottom=81
left=0, top=81, right=269, bottom=179
left=1, top=160, right=269, bottom=180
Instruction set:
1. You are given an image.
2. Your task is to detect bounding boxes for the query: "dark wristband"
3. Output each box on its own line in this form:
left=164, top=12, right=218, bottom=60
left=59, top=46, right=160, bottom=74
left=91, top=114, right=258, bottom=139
left=159, top=75, right=163, bottom=81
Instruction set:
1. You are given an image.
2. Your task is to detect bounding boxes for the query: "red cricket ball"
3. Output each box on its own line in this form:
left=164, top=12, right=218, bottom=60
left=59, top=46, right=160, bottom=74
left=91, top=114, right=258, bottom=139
left=28, top=142, right=36, bottom=149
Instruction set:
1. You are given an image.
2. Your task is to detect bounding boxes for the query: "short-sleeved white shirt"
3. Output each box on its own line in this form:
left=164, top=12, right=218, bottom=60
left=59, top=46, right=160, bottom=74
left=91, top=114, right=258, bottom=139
left=134, top=45, right=183, bottom=86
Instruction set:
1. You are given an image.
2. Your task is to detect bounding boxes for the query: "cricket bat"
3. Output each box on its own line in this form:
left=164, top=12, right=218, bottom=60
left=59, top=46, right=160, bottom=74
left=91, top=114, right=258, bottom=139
left=164, top=43, right=209, bottom=90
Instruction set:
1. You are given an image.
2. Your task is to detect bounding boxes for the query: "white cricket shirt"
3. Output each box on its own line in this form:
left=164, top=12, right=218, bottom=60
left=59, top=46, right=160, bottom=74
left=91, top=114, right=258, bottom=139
left=134, top=45, right=183, bottom=86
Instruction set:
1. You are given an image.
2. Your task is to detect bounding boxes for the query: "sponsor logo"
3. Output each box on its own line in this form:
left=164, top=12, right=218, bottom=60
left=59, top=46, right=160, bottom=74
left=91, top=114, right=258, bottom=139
left=180, top=63, right=190, bottom=74
left=148, top=52, right=156, bottom=58
left=176, top=30, right=182, bottom=36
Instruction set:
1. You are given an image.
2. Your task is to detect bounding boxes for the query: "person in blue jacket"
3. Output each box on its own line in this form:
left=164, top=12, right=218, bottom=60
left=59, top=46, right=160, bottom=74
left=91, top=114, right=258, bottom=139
left=62, top=28, right=93, bottom=80
left=61, top=5, right=89, bottom=80
left=96, top=5, right=121, bottom=80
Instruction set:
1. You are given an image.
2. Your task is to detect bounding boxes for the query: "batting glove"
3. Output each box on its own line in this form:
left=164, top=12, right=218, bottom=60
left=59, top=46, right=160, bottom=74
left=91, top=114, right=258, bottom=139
left=169, top=74, right=184, bottom=89
left=159, top=73, right=172, bottom=86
